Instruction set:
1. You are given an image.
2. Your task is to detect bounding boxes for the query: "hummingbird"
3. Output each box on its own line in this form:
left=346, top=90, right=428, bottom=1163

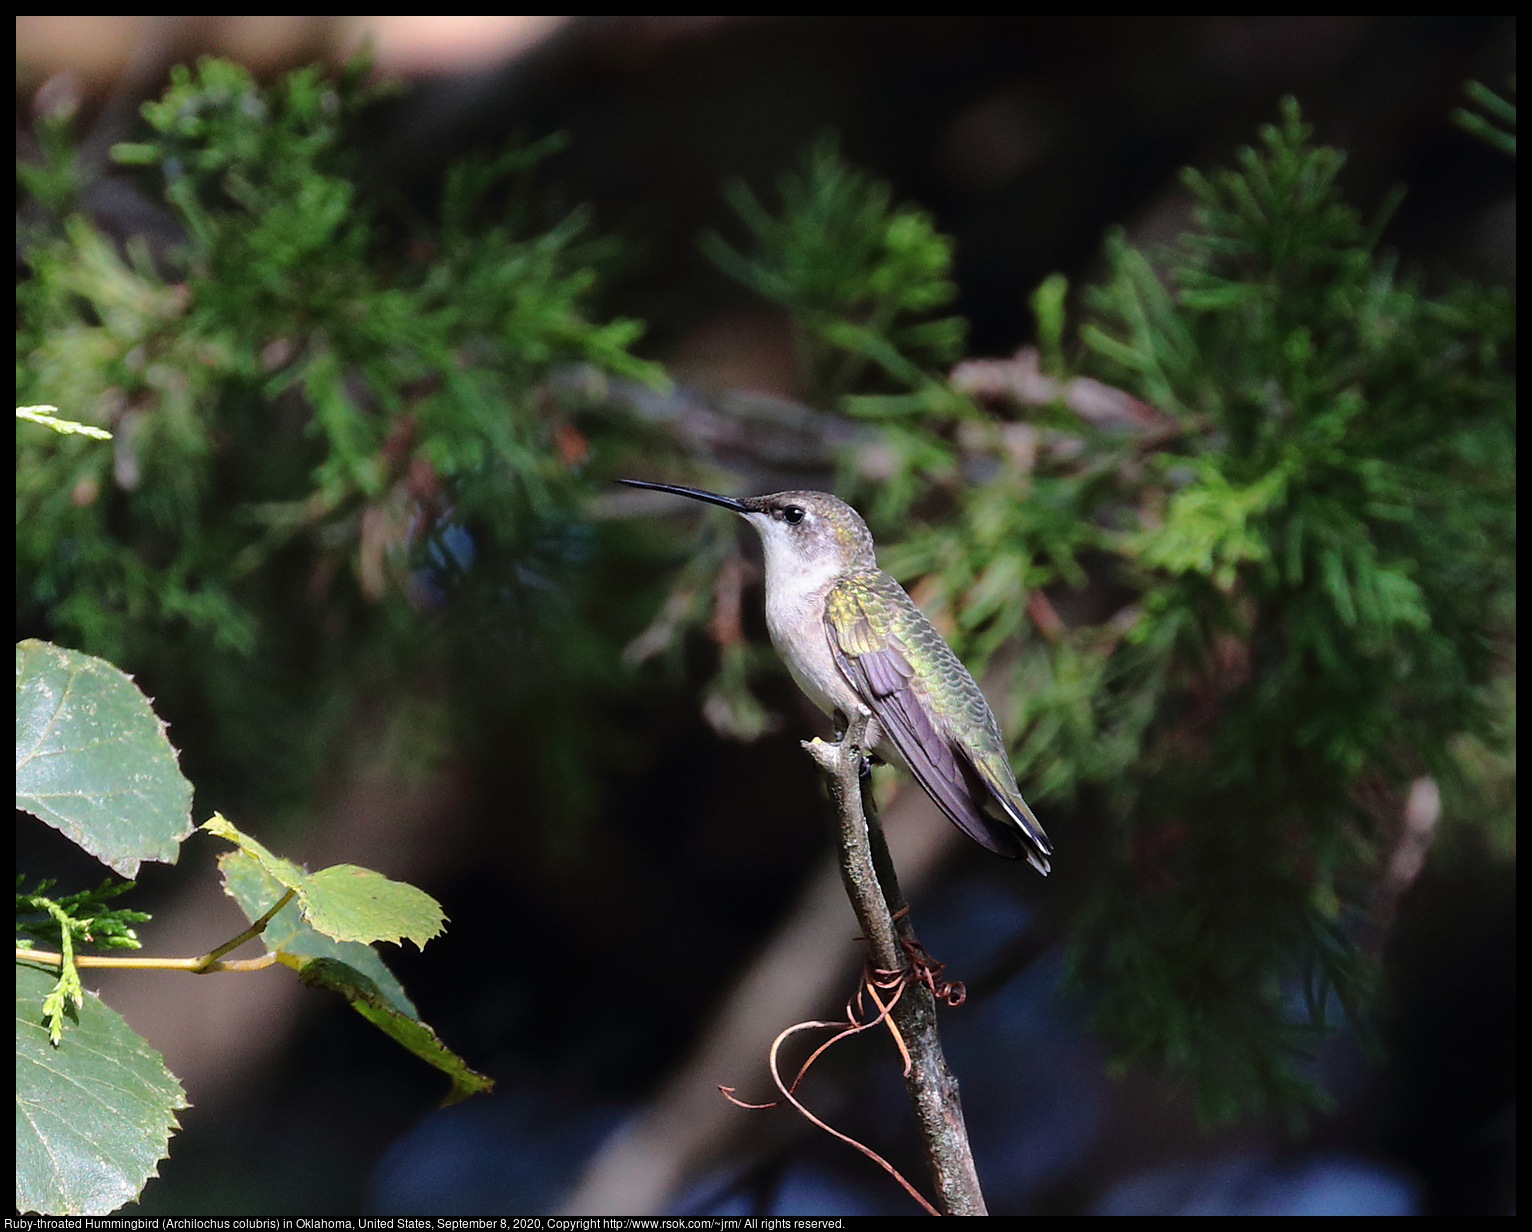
left=619, top=479, right=1051, bottom=874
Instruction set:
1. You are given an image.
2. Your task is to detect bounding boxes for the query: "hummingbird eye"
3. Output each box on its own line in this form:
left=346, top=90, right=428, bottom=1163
left=781, top=505, right=805, bottom=524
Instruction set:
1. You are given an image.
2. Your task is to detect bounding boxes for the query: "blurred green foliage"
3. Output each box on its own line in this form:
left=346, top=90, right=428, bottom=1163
left=1453, top=77, right=1516, bottom=157
left=701, top=135, right=969, bottom=409
left=700, top=100, right=1514, bottom=1122
left=18, top=54, right=667, bottom=826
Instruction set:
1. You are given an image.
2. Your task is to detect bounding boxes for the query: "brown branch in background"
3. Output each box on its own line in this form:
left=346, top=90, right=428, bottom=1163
left=1362, top=775, right=1442, bottom=953
left=950, top=344, right=1181, bottom=440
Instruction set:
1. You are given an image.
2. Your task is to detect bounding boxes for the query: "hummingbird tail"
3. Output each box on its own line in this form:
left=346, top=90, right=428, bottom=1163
left=960, top=760, right=1052, bottom=874
left=924, top=759, right=1050, bottom=873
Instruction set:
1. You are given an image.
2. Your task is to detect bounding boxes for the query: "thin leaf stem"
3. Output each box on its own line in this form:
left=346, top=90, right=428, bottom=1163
left=15, top=886, right=295, bottom=975
left=18, top=949, right=280, bottom=973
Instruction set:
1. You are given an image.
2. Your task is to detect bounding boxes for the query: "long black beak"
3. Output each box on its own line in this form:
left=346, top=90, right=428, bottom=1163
left=617, top=478, right=752, bottom=514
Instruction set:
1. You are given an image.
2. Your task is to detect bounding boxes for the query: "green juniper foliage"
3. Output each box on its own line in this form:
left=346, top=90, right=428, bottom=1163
left=18, top=54, right=666, bottom=825
left=17, top=877, right=149, bottom=1045
left=16, top=877, right=148, bottom=955
left=702, top=134, right=969, bottom=410
left=698, top=102, right=1513, bottom=1121
left=1069, top=99, right=1513, bottom=1120
left=1453, top=77, right=1516, bottom=157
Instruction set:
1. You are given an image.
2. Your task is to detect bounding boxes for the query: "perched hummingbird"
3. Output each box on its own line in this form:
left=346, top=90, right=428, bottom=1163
left=619, top=479, right=1052, bottom=874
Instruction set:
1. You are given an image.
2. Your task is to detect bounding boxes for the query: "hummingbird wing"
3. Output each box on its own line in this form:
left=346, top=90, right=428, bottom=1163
left=824, top=572, right=1051, bottom=873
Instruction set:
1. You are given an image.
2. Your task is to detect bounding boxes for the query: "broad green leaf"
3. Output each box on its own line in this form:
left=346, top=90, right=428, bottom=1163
left=303, top=864, right=447, bottom=947
left=202, top=814, right=446, bottom=949
left=216, top=855, right=490, bottom=1104
left=16, top=640, right=194, bottom=878
left=216, top=850, right=417, bottom=1018
left=294, top=957, right=495, bottom=1106
left=15, top=960, right=188, bottom=1215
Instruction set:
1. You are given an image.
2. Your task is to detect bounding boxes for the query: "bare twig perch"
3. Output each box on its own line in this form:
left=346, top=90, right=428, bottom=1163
left=804, top=711, right=988, bottom=1216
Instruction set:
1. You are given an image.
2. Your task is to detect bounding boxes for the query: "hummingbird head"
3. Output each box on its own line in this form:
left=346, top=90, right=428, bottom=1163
left=618, top=480, right=877, bottom=592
